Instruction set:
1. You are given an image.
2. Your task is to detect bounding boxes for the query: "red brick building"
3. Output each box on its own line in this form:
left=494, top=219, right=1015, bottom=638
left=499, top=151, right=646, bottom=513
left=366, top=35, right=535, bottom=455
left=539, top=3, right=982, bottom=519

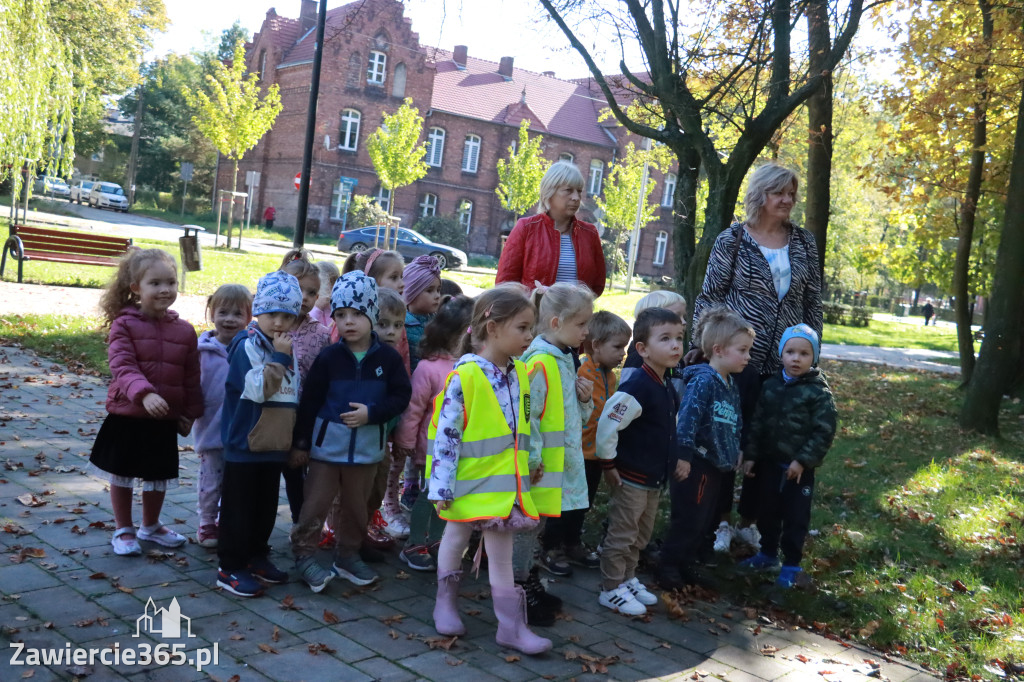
left=228, top=0, right=680, bottom=278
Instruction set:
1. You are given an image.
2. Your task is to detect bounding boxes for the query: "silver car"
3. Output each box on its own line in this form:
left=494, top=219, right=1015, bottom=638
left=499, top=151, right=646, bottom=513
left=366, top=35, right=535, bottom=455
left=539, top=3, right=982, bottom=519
left=89, top=182, right=129, bottom=212
left=33, top=175, right=71, bottom=199
left=70, top=180, right=95, bottom=204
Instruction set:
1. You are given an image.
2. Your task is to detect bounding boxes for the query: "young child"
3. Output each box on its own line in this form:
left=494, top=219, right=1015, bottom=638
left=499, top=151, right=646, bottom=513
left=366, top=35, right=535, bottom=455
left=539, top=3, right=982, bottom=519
left=193, top=284, right=252, bottom=548
left=217, top=270, right=302, bottom=597
left=427, top=285, right=552, bottom=655
left=738, top=325, right=837, bottom=588
left=394, top=295, right=474, bottom=571
left=656, top=307, right=754, bottom=590
left=439, top=278, right=463, bottom=306
left=620, top=290, right=687, bottom=389
left=595, top=308, right=685, bottom=615
left=290, top=271, right=411, bottom=592
left=576, top=311, right=632, bottom=564
left=309, top=260, right=340, bottom=330
left=512, top=282, right=595, bottom=625
left=403, top=254, right=442, bottom=372
left=91, top=249, right=202, bottom=557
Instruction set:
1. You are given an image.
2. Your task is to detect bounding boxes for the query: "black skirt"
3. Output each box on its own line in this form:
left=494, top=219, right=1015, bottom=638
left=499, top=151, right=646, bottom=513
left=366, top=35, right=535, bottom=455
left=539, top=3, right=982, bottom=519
left=90, top=414, right=179, bottom=481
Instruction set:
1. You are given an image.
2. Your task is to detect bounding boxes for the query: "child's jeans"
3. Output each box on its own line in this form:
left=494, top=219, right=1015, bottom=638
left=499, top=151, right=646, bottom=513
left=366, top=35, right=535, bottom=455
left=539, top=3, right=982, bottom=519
left=292, top=460, right=377, bottom=560
left=659, top=457, right=724, bottom=569
left=755, top=464, right=816, bottom=566
left=599, top=480, right=660, bottom=590
left=196, top=448, right=224, bottom=528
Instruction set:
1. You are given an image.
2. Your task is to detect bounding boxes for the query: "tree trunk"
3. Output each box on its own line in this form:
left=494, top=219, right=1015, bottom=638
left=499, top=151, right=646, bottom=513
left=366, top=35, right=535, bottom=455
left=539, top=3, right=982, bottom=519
left=227, top=159, right=238, bottom=249
left=684, top=164, right=745, bottom=306
left=805, top=0, right=833, bottom=279
left=959, top=57, right=1024, bottom=435
left=953, top=0, right=993, bottom=383
left=671, top=144, right=701, bottom=305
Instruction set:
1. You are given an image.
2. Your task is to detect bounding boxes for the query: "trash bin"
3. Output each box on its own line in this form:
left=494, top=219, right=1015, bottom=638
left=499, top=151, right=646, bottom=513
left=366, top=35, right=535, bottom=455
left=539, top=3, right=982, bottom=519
left=179, top=225, right=205, bottom=291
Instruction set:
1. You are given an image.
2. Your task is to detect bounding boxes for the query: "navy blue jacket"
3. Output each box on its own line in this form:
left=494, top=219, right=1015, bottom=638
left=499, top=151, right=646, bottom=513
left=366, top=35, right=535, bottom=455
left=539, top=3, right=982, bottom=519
left=292, top=333, right=411, bottom=465
left=676, top=363, right=742, bottom=471
left=603, top=364, right=680, bottom=488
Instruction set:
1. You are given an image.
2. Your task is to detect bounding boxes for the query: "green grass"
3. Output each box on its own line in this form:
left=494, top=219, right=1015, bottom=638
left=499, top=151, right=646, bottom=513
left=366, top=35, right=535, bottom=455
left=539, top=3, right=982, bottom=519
left=0, top=313, right=109, bottom=375
left=825, top=318, right=961, bottom=353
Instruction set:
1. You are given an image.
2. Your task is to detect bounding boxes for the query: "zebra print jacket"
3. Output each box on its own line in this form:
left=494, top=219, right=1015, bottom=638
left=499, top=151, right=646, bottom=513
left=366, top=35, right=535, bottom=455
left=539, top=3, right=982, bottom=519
left=690, top=222, right=824, bottom=376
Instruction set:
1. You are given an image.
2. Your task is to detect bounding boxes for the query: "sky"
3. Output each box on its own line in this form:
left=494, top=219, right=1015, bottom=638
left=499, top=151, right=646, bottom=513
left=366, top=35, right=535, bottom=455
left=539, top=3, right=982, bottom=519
left=150, top=0, right=900, bottom=81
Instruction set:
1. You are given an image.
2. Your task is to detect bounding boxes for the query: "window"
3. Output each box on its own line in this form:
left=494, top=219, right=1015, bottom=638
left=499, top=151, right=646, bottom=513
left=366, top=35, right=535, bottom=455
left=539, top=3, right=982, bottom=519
left=662, top=172, right=676, bottom=207
left=458, top=200, right=473, bottom=233
left=559, top=152, right=574, bottom=163
left=339, top=109, right=360, bottom=151
left=654, top=231, right=668, bottom=266
left=374, top=186, right=391, bottom=213
left=426, top=127, right=445, bottom=167
left=462, top=135, right=480, bottom=173
left=391, top=63, right=406, bottom=98
left=367, top=51, right=386, bottom=85
left=420, top=193, right=437, bottom=217
left=588, top=159, right=604, bottom=195
left=331, top=180, right=355, bottom=220
left=258, top=50, right=267, bottom=80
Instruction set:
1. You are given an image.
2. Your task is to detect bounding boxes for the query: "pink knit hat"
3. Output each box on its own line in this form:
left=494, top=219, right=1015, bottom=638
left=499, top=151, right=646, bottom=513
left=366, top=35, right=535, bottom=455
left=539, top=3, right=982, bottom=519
left=403, top=255, right=441, bottom=304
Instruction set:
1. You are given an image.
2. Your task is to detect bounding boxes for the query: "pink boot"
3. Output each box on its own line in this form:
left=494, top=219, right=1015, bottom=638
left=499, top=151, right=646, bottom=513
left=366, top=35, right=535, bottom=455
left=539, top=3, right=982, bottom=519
left=433, top=570, right=466, bottom=636
left=493, top=585, right=552, bottom=655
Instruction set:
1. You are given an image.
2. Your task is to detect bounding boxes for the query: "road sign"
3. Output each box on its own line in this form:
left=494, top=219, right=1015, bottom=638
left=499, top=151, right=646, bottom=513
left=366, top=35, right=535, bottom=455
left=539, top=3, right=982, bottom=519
left=339, top=175, right=358, bottom=189
left=294, top=173, right=301, bottom=191
left=180, top=162, right=194, bottom=182
left=246, top=170, right=261, bottom=187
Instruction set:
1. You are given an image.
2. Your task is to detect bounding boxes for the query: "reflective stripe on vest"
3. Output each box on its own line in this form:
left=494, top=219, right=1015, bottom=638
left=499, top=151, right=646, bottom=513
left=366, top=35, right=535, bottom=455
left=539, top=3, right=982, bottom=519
left=527, top=354, right=566, bottom=517
left=425, top=361, right=537, bottom=522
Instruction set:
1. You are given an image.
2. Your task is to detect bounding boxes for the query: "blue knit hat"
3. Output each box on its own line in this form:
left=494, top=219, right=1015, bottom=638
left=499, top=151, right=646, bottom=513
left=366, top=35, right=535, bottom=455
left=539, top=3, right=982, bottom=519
left=331, top=270, right=378, bottom=324
left=253, top=271, right=302, bottom=317
left=779, top=324, right=820, bottom=364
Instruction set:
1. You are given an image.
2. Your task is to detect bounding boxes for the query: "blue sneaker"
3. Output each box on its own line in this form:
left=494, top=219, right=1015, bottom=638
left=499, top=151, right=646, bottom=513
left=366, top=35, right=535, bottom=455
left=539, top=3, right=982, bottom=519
left=776, top=565, right=803, bottom=588
left=399, top=484, right=420, bottom=513
left=217, top=569, right=263, bottom=597
left=249, top=556, right=288, bottom=584
left=737, top=552, right=781, bottom=572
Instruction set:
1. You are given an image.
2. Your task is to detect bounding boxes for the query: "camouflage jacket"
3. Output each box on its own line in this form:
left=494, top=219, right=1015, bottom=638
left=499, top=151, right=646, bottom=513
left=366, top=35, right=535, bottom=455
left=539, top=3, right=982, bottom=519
left=747, top=369, right=837, bottom=469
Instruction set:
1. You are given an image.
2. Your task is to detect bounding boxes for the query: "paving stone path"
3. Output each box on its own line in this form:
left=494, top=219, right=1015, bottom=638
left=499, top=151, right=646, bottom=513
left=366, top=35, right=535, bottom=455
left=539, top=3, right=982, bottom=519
left=0, top=345, right=939, bottom=682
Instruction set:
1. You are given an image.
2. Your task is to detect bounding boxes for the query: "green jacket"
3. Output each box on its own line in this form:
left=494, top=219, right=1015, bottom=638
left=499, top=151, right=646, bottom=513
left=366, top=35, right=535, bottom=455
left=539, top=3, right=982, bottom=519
left=747, top=369, right=837, bottom=469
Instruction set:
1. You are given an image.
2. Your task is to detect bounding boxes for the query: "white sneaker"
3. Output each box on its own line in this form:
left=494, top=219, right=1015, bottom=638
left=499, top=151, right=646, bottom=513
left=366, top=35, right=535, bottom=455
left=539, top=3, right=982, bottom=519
left=599, top=585, right=647, bottom=616
left=380, top=507, right=410, bottom=539
left=736, top=525, right=761, bottom=551
left=624, top=577, right=658, bottom=606
left=713, top=521, right=734, bottom=553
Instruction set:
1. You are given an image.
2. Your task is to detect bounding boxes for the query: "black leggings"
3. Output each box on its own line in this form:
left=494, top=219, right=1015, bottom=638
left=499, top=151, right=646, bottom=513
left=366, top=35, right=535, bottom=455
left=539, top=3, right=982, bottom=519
left=542, top=459, right=603, bottom=551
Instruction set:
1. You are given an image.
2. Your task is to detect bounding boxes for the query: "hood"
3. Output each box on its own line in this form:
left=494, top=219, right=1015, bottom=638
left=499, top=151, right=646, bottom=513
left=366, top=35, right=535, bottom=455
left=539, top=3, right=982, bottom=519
left=197, top=330, right=229, bottom=356
left=454, top=353, right=514, bottom=374
left=522, top=335, right=572, bottom=366
left=784, top=367, right=827, bottom=386
left=683, top=362, right=725, bottom=384
left=118, top=306, right=180, bottom=323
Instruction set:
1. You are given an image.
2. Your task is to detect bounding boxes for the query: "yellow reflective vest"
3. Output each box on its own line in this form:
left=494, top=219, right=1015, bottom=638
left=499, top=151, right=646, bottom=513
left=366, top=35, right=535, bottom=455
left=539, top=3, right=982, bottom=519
left=426, top=361, right=538, bottom=522
left=526, top=354, right=565, bottom=517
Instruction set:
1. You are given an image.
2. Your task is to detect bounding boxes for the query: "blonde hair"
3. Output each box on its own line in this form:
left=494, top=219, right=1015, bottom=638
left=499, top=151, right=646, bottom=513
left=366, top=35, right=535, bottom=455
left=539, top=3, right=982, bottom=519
left=99, top=249, right=177, bottom=326
left=316, top=260, right=340, bottom=296
left=538, top=161, right=585, bottom=212
left=695, top=306, right=755, bottom=357
left=376, top=287, right=406, bottom=320
left=461, top=284, right=534, bottom=356
left=532, top=282, right=594, bottom=333
left=279, top=248, right=315, bottom=270
left=743, top=163, right=799, bottom=226
left=587, top=310, right=631, bottom=345
left=206, top=284, right=253, bottom=323
left=633, top=289, right=687, bottom=318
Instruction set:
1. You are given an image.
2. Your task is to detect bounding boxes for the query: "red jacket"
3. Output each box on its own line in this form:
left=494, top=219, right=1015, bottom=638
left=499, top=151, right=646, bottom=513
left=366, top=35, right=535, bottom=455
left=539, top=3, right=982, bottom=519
left=496, top=213, right=606, bottom=297
left=105, top=306, right=203, bottom=420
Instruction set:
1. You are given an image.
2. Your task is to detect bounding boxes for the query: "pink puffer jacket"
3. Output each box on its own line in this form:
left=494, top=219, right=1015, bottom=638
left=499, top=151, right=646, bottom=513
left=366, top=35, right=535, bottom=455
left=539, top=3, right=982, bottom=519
left=393, top=354, right=456, bottom=467
left=105, top=306, right=203, bottom=420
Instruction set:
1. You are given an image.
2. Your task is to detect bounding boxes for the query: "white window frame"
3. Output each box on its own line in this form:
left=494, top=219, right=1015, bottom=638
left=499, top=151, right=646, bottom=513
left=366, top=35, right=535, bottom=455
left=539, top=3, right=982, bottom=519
left=367, top=51, right=386, bottom=85
left=588, top=159, right=603, bottom=195
left=374, top=186, right=391, bottom=213
left=462, top=134, right=481, bottom=173
left=662, top=172, right=676, bottom=207
left=331, top=180, right=355, bottom=220
left=654, top=231, right=668, bottom=266
left=559, top=152, right=574, bottom=163
left=339, top=109, right=360, bottom=151
left=420, top=193, right=437, bottom=217
left=458, top=200, right=473, bottom=233
left=426, top=127, right=445, bottom=167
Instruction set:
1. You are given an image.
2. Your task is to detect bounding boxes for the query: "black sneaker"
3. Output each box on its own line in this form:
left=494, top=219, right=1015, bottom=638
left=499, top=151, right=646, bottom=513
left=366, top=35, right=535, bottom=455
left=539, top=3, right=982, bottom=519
left=516, top=577, right=556, bottom=626
left=217, top=569, right=263, bottom=597
left=399, top=484, right=419, bottom=513
left=564, top=544, right=600, bottom=568
left=400, top=545, right=436, bottom=572
left=525, top=567, right=562, bottom=611
left=249, top=556, right=288, bottom=584
left=540, top=549, right=573, bottom=577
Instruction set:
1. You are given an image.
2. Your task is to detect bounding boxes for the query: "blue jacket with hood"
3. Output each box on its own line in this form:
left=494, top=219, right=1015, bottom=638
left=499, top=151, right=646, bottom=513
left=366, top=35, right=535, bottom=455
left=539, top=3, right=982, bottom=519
left=675, top=363, right=742, bottom=472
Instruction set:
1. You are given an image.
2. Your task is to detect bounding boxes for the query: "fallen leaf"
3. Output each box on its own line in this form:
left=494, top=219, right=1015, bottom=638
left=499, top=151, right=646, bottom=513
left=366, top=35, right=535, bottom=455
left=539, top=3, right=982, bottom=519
left=16, top=493, right=46, bottom=507
left=229, top=634, right=244, bottom=641
left=257, top=643, right=278, bottom=654
left=504, top=655, right=521, bottom=663
left=445, top=658, right=464, bottom=666
left=88, top=572, right=107, bottom=580
left=323, top=609, right=340, bottom=624
left=381, top=614, right=405, bottom=626
left=395, top=570, right=410, bottom=580
left=423, top=636, right=458, bottom=650
left=280, top=594, right=302, bottom=610
left=760, top=645, right=779, bottom=657
left=307, top=643, right=336, bottom=655
left=271, top=625, right=279, bottom=642
left=388, top=629, right=398, bottom=640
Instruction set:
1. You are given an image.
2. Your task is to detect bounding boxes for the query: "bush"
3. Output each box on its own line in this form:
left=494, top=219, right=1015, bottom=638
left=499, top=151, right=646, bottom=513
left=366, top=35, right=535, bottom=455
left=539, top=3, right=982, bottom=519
left=346, top=195, right=389, bottom=230
left=824, top=302, right=872, bottom=327
left=413, top=215, right=466, bottom=250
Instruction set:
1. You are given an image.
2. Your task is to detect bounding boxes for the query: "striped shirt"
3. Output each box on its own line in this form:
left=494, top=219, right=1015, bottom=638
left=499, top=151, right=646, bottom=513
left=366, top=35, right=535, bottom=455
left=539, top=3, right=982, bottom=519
left=555, top=233, right=577, bottom=283
left=758, top=244, right=791, bottom=301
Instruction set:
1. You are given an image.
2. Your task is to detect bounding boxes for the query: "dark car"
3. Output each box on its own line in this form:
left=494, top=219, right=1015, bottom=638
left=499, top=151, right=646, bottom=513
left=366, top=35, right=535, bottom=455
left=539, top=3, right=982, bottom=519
left=336, top=225, right=467, bottom=270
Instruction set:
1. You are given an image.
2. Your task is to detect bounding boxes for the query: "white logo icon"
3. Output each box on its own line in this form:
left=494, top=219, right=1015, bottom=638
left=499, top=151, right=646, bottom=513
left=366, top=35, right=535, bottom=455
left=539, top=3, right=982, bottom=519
left=135, top=598, right=195, bottom=639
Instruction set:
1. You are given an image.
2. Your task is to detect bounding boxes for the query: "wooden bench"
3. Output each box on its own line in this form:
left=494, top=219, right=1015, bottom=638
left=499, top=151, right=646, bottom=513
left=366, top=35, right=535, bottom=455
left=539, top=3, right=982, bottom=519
left=1, top=224, right=133, bottom=283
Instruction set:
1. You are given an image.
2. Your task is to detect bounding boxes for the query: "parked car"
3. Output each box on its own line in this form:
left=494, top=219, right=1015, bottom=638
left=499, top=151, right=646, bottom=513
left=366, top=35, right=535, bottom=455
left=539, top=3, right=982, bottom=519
left=336, top=225, right=467, bottom=270
left=89, top=182, right=129, bottom=212
left=33, top=175, right=71, bottom=199
left=70, top=180, right=95, bottom=204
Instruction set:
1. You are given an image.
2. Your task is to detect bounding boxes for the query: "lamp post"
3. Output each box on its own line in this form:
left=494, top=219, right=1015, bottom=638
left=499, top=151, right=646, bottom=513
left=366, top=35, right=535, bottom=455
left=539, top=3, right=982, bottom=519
left=293, top=0, right=328, bottom=248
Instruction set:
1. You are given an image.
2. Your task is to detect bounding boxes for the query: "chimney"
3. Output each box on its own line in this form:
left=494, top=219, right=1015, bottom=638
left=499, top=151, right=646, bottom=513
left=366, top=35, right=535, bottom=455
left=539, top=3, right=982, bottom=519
left=453, top=45, right=468, bottom=68
left=543, top=70, right=555, bottom=78
left=498, top=56, right=514, bottom=79
left=299, top=0, right=317, bottom=33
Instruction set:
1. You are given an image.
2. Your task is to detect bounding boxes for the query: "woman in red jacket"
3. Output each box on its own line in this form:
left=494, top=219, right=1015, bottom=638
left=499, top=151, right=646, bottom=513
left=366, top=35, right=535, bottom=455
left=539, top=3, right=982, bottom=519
left=496, top=161, right=606, bottom=297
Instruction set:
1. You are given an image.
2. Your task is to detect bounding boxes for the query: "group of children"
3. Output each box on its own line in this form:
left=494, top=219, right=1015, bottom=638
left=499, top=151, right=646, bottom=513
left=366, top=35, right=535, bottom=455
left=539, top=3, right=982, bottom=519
left=88, top=246, right=836, bottom=657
